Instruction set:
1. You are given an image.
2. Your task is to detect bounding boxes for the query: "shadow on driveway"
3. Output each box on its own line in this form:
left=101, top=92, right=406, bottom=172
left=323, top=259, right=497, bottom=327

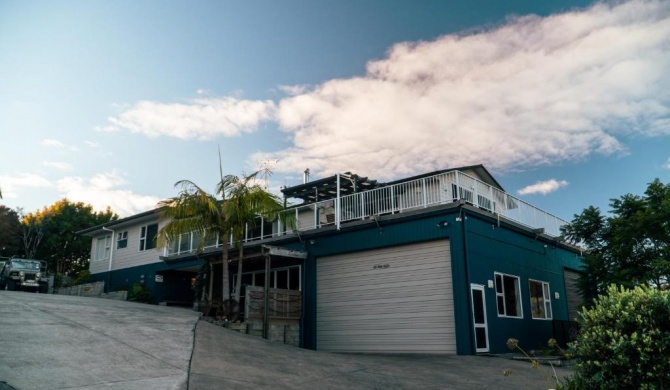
left=189, top=320, right=573, bottom=389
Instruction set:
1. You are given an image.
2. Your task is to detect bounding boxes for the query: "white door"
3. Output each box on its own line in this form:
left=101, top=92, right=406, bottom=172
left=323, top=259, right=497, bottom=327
left=316, top=240, right=456, bottom=353
left=470, top=284, right=490, bottom=353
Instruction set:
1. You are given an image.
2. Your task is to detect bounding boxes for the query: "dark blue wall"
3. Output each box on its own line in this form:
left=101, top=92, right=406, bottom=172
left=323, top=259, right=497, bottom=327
left=287, top=207, right=583, bottom=354
left=461, top=210, right=583, bottom=354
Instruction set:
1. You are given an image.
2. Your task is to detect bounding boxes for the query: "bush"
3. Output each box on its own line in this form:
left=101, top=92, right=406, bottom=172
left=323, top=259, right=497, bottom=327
left=565, top=284, right=670, bottom=389
left=71, top=270, right=94, bottom=286
left=128, top=283, right=154, bottom=303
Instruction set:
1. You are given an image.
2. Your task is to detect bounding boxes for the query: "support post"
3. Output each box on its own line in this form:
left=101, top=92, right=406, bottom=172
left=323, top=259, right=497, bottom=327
left=336, top=173, right=341, bottom=230
left=263, top=253, right=271, bottom=339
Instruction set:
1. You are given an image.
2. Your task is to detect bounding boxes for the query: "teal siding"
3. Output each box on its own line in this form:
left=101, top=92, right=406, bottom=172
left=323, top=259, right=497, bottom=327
left=287, top=212, right=460, bottom=351
left=462, top=210, right=583, bottom=354
left=294, top=207, right=583, bottom=354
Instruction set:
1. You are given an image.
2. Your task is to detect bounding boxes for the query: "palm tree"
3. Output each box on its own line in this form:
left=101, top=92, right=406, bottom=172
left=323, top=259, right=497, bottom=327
left=157, top=168, right=293, bottom=307
left=157, top=180, right=231, bottom=303
left=218, top=170, right=288, bottom=302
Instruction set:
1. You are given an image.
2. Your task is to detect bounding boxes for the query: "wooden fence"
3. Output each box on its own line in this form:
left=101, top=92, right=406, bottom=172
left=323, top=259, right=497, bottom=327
left=244, top=286, right=302, bottom=320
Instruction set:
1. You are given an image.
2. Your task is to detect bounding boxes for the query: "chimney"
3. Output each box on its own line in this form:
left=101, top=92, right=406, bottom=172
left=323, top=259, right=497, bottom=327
left=303, top=168, right=310, bottom=184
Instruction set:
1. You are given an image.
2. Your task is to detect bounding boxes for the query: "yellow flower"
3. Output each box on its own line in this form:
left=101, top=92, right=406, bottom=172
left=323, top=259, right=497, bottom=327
left=507, top=338, right=519, bottom=350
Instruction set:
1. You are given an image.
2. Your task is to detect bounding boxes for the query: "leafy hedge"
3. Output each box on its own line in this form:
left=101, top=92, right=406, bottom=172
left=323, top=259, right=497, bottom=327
left=564, top=285, right=670, bottom=389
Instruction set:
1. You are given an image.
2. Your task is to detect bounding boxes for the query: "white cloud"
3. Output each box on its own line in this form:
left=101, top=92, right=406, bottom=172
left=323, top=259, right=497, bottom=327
left=518, top=179, right=568, bottom=196
left=41, top=139, right=80, bottom=151
left=84, top=140, right=100, bottom=148
left=41, top=139, right=65, bottom=148
left=0, top=173, right=53, bottom=199
left=278, top=84, right=311, bottom=96
left=252, top=0, right=670, bottom=180
left=56, top=171, right=161, bottom=217
left=44, top=161, right=73, bottom=171
left=104, top=97, right=277, bottom=140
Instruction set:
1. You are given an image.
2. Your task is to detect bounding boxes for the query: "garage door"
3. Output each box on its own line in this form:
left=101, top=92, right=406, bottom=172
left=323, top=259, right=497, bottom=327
left=317, top=239, right=456, bottom=353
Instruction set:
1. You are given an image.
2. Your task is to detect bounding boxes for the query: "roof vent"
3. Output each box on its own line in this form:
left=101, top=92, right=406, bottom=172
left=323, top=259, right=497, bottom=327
left=303, top=168, right=310, bottom=184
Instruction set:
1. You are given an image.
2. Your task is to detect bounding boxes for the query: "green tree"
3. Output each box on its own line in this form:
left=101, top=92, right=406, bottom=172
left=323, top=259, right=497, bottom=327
left=0, top=206, right=23, bottom=257
left=22, top=199, right=118, bottom=275
left=157, top=169, right=292, bottom=305
left=157, top=179, right=231, bottom=302
left=219, top=170, right=289, bottom=302
left=561, top=179, right=670, bottom=295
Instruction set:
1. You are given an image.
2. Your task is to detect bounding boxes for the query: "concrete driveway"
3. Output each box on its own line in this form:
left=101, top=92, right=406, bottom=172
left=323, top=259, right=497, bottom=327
left=0, top=290, right=200, bottom=389
left=0, top=291, right=573, bottom=389
left=190, top=320, right=574, bottom=389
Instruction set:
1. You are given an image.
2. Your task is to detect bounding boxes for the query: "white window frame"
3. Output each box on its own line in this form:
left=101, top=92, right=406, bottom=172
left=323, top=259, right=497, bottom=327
left=139, top=223, right=158, bottom=251
left=95, top=236, right=111, bottom=261
left=494, top=272, right=523, bottom=319
left=232, top=265, right=302, bottom=293
left=116, top=231, right=128, bottom=249
left=529, top=279, right=553, bottom=320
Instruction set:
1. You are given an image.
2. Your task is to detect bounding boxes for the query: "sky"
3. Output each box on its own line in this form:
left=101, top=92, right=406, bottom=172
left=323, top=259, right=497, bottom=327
left=1, top=0, right=669, bottom=222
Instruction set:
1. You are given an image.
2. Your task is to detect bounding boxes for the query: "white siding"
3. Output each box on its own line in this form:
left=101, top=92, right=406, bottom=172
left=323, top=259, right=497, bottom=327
left=89, top=217, right=166, bottom=274
left=316, top=240, right=456, bottom=354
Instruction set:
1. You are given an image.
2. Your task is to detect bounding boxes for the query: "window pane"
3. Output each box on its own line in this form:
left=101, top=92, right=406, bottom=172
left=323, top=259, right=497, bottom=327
left=503, top=276, right=519, bottom=317
left=146, top=224, right=158, bottom=250
left=475, top=328, right=488, bottom=349
left=255, top=272, right=265, bottom=287
left=473, top=290, right=485, bottom=324
left=289, top=267, right=300, bottom=290
left=276, top=269, right=288, bottom=289
left=529, top=281, right=544, bottom=319
left=497, top=296, right=505, bottom=315
left=495, top=274, right=503, bottom=293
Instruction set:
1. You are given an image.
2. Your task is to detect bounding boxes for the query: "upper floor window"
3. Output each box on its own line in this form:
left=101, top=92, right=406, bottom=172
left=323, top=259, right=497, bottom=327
left=139, top=223, right=158, bottom=251
left=117, top=231, right=128, bottom=249
left=529, top=280, right=552, bottom=320
left=495, top=272, right=523, bottom=318
left=95, top=236, right=111, bottom=261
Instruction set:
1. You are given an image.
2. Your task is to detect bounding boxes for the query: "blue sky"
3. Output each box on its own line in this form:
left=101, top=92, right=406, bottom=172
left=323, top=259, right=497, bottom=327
left=1, top=0, right=669, bottom=222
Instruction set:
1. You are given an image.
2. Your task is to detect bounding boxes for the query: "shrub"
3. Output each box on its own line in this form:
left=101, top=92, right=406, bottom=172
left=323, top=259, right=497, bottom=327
left=71, top=270, right=94, bottom=286
left=565, top=284, right=670, bottom=389
left=128, top=283, right=154, bottom=303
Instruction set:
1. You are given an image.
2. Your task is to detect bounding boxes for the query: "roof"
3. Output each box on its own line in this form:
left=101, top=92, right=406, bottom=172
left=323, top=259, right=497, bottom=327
left=77, top=208, right=161, bottom=236
left=281, top=172, right=380, bottom=203
left=282, top=164, right=504, bottom=204
left=384, top=164, right=504, bottom=191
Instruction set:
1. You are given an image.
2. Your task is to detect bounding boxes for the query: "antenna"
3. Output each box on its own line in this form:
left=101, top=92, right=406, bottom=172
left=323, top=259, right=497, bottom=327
left=257, top=159, right=278, bottom=190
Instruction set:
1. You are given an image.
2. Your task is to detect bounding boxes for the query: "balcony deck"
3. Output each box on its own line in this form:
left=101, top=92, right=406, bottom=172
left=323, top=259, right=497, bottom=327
left=165, top=170, right=568, bottom=257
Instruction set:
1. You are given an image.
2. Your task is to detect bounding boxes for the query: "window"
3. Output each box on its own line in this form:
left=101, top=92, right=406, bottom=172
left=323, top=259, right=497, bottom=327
left=139, top=223, right=158, bottom=251
left=117, top=231, right=128, bottom=249
left=95, top=236, right=111, bottom=261
left=529, top=280, right=553, bottom=320
left=232, top=265, right=301, bottom=293
left=495, top=272, right=523, bottom=318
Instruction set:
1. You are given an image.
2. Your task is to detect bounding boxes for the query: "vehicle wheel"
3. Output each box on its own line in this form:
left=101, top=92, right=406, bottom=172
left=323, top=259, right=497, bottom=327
left=39, top=284, right=48, bottom=294
left=7, top=280, right=15, bottom=291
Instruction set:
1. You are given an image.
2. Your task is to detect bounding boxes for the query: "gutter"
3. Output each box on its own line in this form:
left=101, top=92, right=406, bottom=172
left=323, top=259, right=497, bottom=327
left=102, top=226, right=115, bottom=292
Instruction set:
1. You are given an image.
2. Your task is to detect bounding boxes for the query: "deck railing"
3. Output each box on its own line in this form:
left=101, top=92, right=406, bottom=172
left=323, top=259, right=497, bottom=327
left=165, top=170, right=568, bottom=256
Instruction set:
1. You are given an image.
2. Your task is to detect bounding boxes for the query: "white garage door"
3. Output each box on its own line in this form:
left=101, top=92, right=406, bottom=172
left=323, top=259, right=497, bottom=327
left=317, top=239, right=456, bottom=353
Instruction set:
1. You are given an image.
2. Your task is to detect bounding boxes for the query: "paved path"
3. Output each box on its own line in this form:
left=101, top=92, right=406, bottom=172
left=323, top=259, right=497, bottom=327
left=189, top=320, right=574, bottom=389
left=0, top=291, right=200, bottom=389
left=0, top=291, right=573, bottom=389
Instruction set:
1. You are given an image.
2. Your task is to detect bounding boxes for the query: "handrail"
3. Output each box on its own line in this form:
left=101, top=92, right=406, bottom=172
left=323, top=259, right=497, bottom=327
left=166, top=170, right=568, bottom=256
